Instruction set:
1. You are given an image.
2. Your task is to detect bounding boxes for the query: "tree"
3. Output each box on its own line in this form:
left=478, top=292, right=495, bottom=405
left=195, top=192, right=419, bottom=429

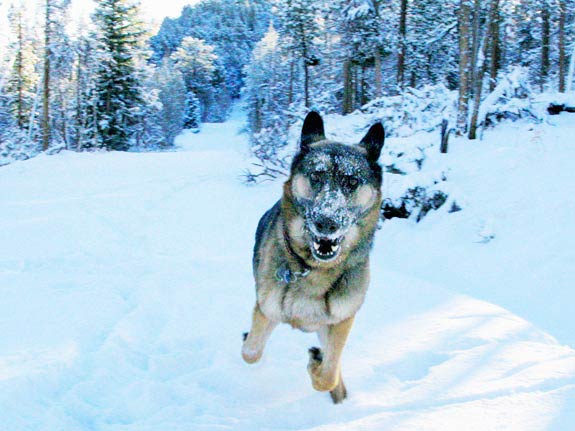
left=243, top=23, right=292, bottom=178
left=335, top=0, right=393, bottom=112
left=397, top=0, right=408, bottom=90
left=558, top=0, right=567, bottom=92
left=170, top=36, right=229, bottom=122
left=149, top=0, right=272, bottom=112
left=7, top=3, right=39, bottom=130
left=74, top=32, right=100, bottom=150
left=405, top=0, right=459, bottom=88
left=457, top=0, right=472, bottom=134
left=276, top=0, right=321, bottom=108
left=42, top=0, right=72, bottom=150
left=154, top=60, right=186, bottom=146
left=540, top=2, right=550, bottom=91
left=92, top=0, right=146, bottom=151
left=183, top=91, right=201, bottom=130
left=468, top=0, right=499, bottom=140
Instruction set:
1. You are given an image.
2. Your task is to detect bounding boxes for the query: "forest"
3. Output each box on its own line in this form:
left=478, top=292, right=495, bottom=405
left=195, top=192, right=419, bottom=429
left=0, top=0, right=574, bottom=167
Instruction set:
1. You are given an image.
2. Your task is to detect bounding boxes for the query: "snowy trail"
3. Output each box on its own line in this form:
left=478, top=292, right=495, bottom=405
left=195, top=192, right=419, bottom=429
left=0, top=108, right=574, bottom=430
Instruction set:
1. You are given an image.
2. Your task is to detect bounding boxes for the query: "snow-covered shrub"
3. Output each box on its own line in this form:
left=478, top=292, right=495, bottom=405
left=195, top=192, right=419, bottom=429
left=243, top=119, right=291, bottom=184
left=0, top=129, right=39, bottom=166
left=358, top=84, right=458, bottom=137
left=479, top=67, right=540, bottom=128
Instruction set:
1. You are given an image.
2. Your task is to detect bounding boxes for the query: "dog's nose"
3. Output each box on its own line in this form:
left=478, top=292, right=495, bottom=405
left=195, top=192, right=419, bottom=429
left=314, top=216, right=339, bottom=236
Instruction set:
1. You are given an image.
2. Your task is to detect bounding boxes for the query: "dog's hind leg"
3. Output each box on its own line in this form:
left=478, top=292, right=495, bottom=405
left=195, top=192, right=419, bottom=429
left=308, top=316, right=354, bottom=403
left=242, top=303, right=278, bottom=364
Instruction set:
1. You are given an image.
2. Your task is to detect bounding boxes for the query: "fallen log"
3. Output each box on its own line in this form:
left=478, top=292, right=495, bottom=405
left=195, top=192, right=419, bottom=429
left=547, top=103, right=575, bottom=115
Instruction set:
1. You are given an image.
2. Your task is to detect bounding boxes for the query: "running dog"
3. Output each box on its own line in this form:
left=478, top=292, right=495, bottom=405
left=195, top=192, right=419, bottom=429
left=242, top=111, right=384, bottom=403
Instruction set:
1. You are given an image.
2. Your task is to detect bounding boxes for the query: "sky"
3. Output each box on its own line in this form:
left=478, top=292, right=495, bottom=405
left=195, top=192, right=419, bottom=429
left=70, top=0, right=200, bottom=26
left=1, top=0, right=199, bottom=38
left=0, top=0, right=199, bottom=54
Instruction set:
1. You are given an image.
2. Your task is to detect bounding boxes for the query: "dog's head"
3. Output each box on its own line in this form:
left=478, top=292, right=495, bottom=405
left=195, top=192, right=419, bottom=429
left=285, top=112, right=384, bottom=264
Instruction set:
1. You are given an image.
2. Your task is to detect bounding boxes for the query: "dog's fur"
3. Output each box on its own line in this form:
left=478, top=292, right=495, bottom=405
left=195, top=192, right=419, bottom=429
left=242, top=112, right=384, bottom=403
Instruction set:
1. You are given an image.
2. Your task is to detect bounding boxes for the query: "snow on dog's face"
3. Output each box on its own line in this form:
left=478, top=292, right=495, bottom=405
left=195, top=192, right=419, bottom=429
left=288, top=112, right=384, bottom=263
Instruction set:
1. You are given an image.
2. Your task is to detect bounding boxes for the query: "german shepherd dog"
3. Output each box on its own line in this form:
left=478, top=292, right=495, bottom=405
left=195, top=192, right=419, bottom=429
left=242, top=112, right=384, bottom=403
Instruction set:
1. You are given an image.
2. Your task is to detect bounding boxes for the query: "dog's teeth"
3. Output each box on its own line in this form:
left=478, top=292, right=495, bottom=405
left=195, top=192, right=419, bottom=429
left=331, top=245, right=339, bottom=252
left=313, top=242, right=320, bottom=251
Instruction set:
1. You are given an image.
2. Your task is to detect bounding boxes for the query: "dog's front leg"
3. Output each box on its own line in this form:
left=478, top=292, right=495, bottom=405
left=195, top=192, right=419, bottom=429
left=242, top=303, right=278, bottom=364
left=307, top=316, right=354, bottom=402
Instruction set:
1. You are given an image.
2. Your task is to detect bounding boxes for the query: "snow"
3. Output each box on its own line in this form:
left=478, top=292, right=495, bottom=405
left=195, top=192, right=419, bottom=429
left=0, top=104, right=574, bottom=430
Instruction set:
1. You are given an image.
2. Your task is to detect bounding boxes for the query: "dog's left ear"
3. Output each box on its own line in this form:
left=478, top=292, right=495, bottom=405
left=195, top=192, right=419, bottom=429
left=300, top=111, right=325, bottom=153
left=359, top=122, right=385, bottom=162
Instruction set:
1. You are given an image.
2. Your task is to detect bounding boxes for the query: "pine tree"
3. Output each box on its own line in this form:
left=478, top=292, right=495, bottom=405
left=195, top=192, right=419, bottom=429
left=171, top=36, right=224, bottom=122
left=243, top=23, right=292, bottom=178
left=74, top=33, right=100, bottom=150
left=457, top=0, right=472, bottom=134
left=276, top=0, right=322, bottom=108
left=43, top=0, right=73, bottom=150
left=406, top=0, right=459, bottom=88
left=155, top=60, right=186, bottom=146
left=183, top=91, right=201, bottom=131
left=244, top=24, right=290, bottom=135
left=7, top=3, right=39, bottom=131
left=92, top=0, right=146, bottom=151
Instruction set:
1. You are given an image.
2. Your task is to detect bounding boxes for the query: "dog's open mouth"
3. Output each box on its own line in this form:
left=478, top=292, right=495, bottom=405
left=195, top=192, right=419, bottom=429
left=310, top=235, right=343, bottom=261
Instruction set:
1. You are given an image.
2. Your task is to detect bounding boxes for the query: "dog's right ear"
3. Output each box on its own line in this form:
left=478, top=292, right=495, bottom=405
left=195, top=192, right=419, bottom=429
left=359, top=122, right=385, bottom=162
left=300, top=111, right=325, bottom=153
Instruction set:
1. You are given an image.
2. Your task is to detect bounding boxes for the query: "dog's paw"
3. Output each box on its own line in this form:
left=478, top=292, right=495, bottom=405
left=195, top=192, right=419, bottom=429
left=242, top=333, right=263, bottom=364
left=307, top=347, right=339, bottom=392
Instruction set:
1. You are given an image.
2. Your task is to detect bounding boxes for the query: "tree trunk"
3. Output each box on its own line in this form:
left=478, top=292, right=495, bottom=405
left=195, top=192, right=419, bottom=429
left=469, top=0, right=497, bottom=140
left=457, top=0, right=472, bottom=134
left=360, top=65, right=368, bottom=106
left=374, top=49, right=382, bottom=98
left=540, top=5, right=550, bottom=91
left=75, top=55, right=83, bottom=150
left=567, top=38, right=575, bottom=93
left=303, top=62, right=310, bottom=108
left=468, top=36, right=490, bottom=140
left=16, top=13, right=24, bottom=128
left=288, top=59, right=294, bottom=106
left=353, top=65, right=358, bottom=109
left=397, top=0, right=408, bottom=90
left=469, top=0, right=481, bottom=99
left=558, top=0, right=566, bottom=92
left=342, top=59, right=353, bottom=114
left=42, top=0, right=51, bottom=151
left=489, top=0, right=500, bottom=91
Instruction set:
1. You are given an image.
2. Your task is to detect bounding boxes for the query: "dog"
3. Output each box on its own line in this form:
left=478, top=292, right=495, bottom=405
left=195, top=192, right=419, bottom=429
left=242, top=111, right=384, bottom=403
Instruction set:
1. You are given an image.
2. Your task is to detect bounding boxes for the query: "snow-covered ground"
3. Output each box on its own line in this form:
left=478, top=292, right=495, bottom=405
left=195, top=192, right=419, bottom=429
left=0, top=105, right=574, bottom=430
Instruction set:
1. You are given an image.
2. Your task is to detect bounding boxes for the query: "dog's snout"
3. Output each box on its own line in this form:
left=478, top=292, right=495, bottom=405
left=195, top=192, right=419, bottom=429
left=314, top=216, right=339, bottom=236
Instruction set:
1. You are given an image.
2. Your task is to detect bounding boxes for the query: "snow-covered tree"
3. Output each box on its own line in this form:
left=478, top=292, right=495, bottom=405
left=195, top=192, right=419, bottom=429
left=150, top=0, right=272, bottom=93
left=154, top=60, right=186, bottom=146
left=243, top=23, right=292, bottom=179
left=6, top=3, right=39, bottom=130
left=275, top=0, right=322, bottom=108
left=91, top=0, right=146, bottom=151
left=183, top=91, right=201, bottom=130
left=43, top=0, right=73, bottom=150
left=170, top=36, right=232, bottom=122
left=334, top=0, right=395, bottom=111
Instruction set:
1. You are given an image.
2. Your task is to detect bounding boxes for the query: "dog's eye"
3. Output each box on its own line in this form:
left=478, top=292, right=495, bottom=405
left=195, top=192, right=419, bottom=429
left=310, top=172, right=323, bottom=183
left=344, top=176, right=360, bottom=189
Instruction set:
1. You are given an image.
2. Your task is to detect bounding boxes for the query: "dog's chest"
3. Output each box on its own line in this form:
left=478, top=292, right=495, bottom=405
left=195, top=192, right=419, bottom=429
left=259, top=272, right=342, bottom=331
